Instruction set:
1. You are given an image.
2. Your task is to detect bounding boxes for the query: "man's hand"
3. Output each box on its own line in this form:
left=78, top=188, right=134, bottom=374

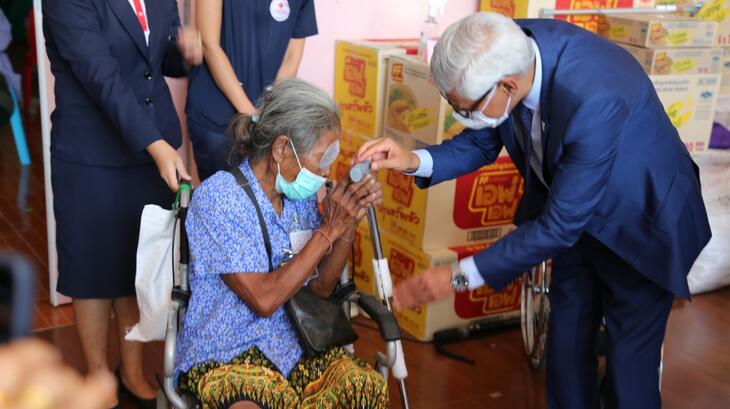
left=0, top=339, right=117, bottom=409
left=392, top=264, right=453, bottom=311
left=146, top=140, right=192, bottom=191
left=354, top=137, right=420, bottom=172
left=177, top=27, right=203, bottom=65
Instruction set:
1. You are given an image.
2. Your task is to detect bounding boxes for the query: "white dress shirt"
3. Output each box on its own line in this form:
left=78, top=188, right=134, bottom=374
left=127, top=0, right=150, bottom=45
left=408, top=38, right=544, bottom=289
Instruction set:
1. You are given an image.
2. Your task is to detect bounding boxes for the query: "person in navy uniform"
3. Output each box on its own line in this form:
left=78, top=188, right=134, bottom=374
left=187, top=0, right=318, bottom=181
left=42, top=0, right=201, bottom=407
left=357, top=13, right=711, bottom=409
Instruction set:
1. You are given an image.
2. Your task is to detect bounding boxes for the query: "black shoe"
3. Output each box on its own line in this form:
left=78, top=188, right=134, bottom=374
left=115, top=368, right=157, bottom=409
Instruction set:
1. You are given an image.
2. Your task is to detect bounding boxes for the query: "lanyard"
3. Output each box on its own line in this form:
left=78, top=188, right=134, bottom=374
left=131, top=0, right=148, bottom=32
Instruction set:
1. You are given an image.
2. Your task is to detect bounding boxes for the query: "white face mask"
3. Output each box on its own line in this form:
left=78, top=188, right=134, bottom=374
left=452, top=86, right=512, bottom=130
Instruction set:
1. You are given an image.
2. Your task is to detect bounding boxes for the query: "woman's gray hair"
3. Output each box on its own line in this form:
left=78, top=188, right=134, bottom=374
left=431, top=12, right=535, bottom=101
left=228, top=79, right=341, bottom=164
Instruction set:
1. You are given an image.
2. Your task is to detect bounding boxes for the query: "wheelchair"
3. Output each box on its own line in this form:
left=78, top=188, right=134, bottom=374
left=519, top=260, right=665, bottom=392
left=159, top=183, right=412, bottom=409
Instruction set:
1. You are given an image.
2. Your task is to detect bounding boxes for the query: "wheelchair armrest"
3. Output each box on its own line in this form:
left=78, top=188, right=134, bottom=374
left=357, top=294, right=401, bottom=342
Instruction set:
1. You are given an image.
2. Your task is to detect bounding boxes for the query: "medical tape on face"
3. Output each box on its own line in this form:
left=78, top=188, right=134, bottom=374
left=317, top=140, right=340, bottom=170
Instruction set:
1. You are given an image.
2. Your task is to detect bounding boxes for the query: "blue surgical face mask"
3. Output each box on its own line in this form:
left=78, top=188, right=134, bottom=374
left=276, top=139, right=327, bottom=200
left=453, top=85, right=512, bottom=130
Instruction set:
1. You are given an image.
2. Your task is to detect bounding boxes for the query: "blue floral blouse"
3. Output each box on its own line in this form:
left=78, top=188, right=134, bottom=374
left=175, top=160, right=321, bottom=380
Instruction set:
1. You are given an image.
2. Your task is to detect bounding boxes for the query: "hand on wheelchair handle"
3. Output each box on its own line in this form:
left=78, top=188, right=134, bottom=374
left=321, top=174, right=381, bottom=236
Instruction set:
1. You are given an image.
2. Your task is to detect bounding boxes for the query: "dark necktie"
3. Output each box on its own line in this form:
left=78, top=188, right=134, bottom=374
left=515, top=103, right=534, bottom=186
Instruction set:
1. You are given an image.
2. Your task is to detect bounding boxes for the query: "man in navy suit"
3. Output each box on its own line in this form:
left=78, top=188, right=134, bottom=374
left=357, top=12, right=711, bottom=408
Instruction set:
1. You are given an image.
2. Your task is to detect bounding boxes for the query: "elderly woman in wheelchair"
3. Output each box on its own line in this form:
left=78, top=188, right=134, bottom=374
left=174, top=80, right=388, bottom=409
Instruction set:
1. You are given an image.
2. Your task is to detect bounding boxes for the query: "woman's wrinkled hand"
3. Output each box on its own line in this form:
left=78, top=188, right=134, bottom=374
left=321, top=174, right=381, bottom=236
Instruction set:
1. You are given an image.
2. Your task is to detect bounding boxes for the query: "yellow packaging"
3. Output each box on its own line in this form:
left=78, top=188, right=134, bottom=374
left=352, top=226, right=521, bottom=341
left=651, top=74, right=720, bottom=154
left=480, top=0, right=654, bottom=33
left=376, top=155, right=523, bottom=250
left=696, top=0, right=730, bottom=46
left=621, top=44, right=722, bottom=74
left=601, top=14, right=717, bottom=48
left=382, top=56, right=464, bottom=149
left=334, top=40, right=417, bottom=139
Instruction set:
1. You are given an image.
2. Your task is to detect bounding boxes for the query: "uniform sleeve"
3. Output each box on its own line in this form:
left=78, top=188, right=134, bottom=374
left=292, top=0, right=318, bottom=39
left=42, top=0, right=161, bottom=154
left=186, top=183, right=269, bottom=276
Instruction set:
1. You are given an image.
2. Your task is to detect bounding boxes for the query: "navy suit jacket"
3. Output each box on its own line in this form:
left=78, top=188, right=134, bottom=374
left=43, top=0, right=186, bottom=167
left=416, top=20, right=711, bottom=298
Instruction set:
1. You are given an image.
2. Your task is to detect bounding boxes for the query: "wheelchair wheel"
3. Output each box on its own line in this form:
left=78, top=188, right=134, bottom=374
left=520, top=261, right=551, bottom=369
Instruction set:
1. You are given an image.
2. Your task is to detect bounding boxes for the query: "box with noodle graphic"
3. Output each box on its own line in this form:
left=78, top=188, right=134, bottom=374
left=352, top=226, right=521, bottom=341
left=601, top=14, right=717, bottom=48
left=334, top=40, right=417, bottom=140
left=650, top=74, right=721, bottom=154
left=479, top=0, right=649, bottom=33
left=376, top=156, right=523, bottom=250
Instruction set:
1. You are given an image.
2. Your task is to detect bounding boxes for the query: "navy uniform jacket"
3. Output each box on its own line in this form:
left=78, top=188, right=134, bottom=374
left=186, top=0, right=318, bottom=130
left=43, top=0, right=186, bottom=167
left=417, top=19, right=711, bottom=298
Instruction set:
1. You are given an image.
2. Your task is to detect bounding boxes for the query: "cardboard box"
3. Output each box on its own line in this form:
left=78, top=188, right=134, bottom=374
left=382, top=56, right=465, bottom=149
left=651, top=74, right=721, bottom=154
left=479, top=0, right=652, bottom=33
left=334, top=40, right=416, bottom=140
left=720, top=47, right=730, bottom=96
left=352, top=226, right=521, bottom=341
left=602, top=14, right=717, bottom=48
left=696, top=0, right=730, bottom=46
left=621, top=44, right=722, bottom=75
left=376, top=155, right=523, bottom=250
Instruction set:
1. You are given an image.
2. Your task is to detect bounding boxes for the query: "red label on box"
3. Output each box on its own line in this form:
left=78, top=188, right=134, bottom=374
left=454, top=281, right=521, bottom=319
left=449, top=243, right=522, bottom=319
left=556, top=0, right=632, bottom=33
left=343, top=56, right=366, bottom=98
left=391, top=63, right=404, bottom=83
left=453, top=156, right=524, bottom=229
left=386, top=171, right=415, bottom=207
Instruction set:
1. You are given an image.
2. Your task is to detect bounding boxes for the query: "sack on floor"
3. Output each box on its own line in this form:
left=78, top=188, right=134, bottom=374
left=126, top=204, right=176, bottom=342
left=688, top=151, right=730, bottom=294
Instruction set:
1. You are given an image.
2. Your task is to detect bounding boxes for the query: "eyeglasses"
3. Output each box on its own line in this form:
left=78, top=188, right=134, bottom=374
left=444, top=85, right=496, bottom=119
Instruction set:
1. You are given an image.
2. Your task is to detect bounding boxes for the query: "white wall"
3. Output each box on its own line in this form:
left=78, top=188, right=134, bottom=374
left=298, top=0, right=480, bottom=94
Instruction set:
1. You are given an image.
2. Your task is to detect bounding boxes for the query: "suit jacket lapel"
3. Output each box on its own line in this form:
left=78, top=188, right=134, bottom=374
left=145, top=0, right=166, bottom=63
left=107, top=0, right=149, bottom=62
left=523, top=23, right=561, bottom=186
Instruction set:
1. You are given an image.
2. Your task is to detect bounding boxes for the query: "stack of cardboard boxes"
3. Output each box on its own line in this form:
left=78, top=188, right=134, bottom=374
left=333, top=42, right=525, bottom=340
left=601, top=13, right=721, bottom=154
left=480, top=0, right=655, bottom=33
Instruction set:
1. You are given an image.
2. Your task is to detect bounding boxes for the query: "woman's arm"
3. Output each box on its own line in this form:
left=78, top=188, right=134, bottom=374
left=275, top=38, right=305, bottom=81
left=197, top=0, right=256, bottom=114
left=222, top=225, right=335, bottom=317
left=223, top=177, right=371, bottom=316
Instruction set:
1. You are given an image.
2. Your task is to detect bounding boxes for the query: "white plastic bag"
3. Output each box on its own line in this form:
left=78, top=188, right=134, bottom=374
left=126, top=204, right=176, bottom=341
left=688, top=151, right=730, bottom=294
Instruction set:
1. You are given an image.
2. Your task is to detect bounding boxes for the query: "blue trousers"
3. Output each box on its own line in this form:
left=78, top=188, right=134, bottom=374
left=547, top=234, right=674, bottom=409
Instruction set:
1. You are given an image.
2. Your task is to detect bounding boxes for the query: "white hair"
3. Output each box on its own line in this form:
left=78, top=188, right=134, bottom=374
left=431, top=12, right=535, bottom=101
